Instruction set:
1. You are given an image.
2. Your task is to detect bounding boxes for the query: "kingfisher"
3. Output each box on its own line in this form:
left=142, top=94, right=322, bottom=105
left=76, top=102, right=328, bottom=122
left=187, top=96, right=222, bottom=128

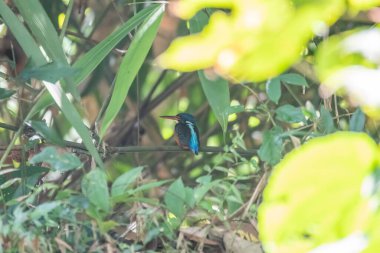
left=160, top=113, right=200, bottom=155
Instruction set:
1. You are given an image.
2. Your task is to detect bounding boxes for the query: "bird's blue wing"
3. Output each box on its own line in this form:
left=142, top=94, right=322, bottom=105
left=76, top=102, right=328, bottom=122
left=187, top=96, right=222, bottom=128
left=186, top=121, right=199, bottom=155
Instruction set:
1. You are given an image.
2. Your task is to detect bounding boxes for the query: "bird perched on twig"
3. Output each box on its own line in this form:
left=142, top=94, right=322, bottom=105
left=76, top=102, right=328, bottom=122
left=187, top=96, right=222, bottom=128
left=160, top=113, right=200, bottom=155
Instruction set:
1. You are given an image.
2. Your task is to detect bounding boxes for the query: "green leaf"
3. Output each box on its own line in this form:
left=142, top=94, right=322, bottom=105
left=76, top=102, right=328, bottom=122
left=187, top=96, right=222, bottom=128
left=112, top=179, right=171, bottom=203
left=20, top=62, right=78, bottom=83
left=318, top=107, right=335, bottom=134
left=164, top=178, right=187, bottom=218
left=0, top=87, right=15, bottom=100
left=82, top=169, right=110, bottom=213
left=30, top=201, right=61, bottom=220
left=100, top=5, right=164, bottom=137
left=0, top=0, right=46, bottom=66
left=258, top=127, right=283, bottom=165
left=111, top=166, right=144, bottom=197
left=73, top=4, right=160, bottom=85
left=29, top=147, right=81, bottom=171
left=190, top=12, right=230, bottom=135
left=279, top=73, right=308, bottom=87
left=29, top=120, right=64, bottom=146
left=266, top=77, right=282, bottom=104
left=275, top=104, right=305, bottom=123
left=349, top=108, right=366, bottom=132
left=259, top=132, right=379, bottom=252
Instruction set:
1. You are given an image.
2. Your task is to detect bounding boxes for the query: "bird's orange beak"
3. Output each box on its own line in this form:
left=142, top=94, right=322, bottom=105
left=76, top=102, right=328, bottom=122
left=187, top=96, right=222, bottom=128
left=160, top=115, right=179, bottom=121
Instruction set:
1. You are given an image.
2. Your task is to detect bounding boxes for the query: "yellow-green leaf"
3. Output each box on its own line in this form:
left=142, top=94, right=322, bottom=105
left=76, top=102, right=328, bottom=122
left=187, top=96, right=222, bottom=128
left=259, top=132, right=380, bottom=253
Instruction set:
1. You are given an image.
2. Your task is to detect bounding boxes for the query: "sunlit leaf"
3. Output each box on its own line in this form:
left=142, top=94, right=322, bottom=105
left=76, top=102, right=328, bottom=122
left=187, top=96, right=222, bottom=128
left=82, top=169, right=110, bottom=213
left=259, top=132, right=380, bottom=253
left=159, top=0, right=345, bottom=82
left=316, top=28, right=380, bottom=114
left=100, top=5, right=164, bottom=137
left=29, top=147, right=82, bottom=171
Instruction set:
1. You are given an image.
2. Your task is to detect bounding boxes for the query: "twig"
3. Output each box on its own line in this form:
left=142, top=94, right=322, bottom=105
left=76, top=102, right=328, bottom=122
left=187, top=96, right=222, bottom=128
left=0, top=143, right=256, bottom=156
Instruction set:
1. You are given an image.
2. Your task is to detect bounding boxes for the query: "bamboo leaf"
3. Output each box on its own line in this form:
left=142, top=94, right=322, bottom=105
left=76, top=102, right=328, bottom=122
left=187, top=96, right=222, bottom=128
left=73, top=4, right=160, bottom=85
left=100, top=5, right=164, bottom=137
left=13, top=0, right=67, bottom=63
left=0, top=0, right=46, bottom=66
left=44, top=81, right=104, bottom=168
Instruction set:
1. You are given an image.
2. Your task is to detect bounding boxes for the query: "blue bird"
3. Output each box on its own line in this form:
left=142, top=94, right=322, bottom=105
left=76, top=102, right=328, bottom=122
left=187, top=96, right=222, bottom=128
left=160, top=113, right=200, bottom=155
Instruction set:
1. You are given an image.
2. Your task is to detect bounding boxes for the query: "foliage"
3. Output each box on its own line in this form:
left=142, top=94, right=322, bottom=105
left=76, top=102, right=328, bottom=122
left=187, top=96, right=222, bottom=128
left=0, top=0, right=380, bottom=252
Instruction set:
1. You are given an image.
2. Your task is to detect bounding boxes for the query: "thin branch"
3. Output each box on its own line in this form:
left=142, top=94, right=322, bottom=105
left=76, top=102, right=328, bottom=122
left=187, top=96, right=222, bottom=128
left=0, top=142, right=257, bottom=156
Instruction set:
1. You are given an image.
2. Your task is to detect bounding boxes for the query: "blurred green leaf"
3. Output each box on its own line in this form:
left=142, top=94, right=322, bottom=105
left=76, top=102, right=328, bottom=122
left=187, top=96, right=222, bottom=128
left=158, top=1, right=345, bottom=81
left=100, top=5, right=164, bottom=137
left=258, top=127, right=283, bottom=166
left=111, top=166, right=143, bottom=197
left=275, top=104, right=305, bottom=123
left=259, top=132, right=380, bottom=252
left=227, top=105, right=245, bottom=115
left=30, top=201, right=61, bottom=221
left=349, top=108, right=366, bottom=132
left=29, top=120, right=64, bottom=146
left=266, top=77, right=282, bottom=104
left=190, top=12, right=230, bottom=135
left=318, top=107, right=335, bottom=134
left=0, top=87, right=15, bottom=100
left=29, top=147, right=81, bottom=172
left=82, top=169, right=110, bottom=213
left=280, top=73, right=308, bottom=87
left=20, top=62, right=78, bottom=83
left=164, top=178, right=187, bottom=219
left=73, top=4, right=160, bottom=85
left=112, top=179, right=171, bottom=203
